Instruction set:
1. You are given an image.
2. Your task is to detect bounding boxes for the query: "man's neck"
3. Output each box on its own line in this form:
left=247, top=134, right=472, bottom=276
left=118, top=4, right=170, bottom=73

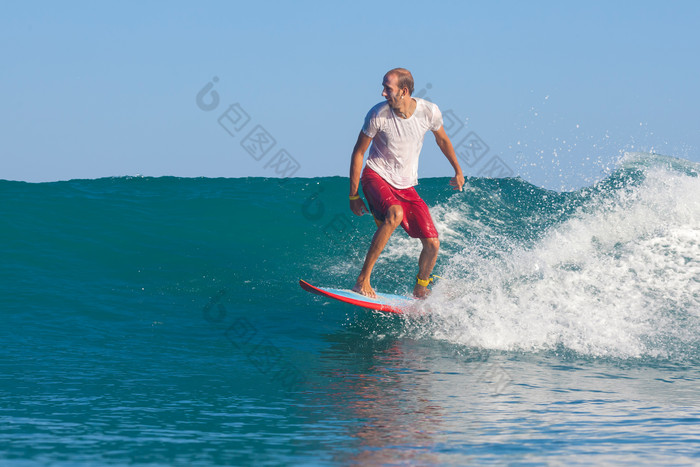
left=394, top=97, right=417, bottom=119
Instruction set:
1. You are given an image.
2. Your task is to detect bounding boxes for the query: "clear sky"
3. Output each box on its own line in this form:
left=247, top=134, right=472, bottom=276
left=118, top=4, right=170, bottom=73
left=2, top=1, right=699, bottom=189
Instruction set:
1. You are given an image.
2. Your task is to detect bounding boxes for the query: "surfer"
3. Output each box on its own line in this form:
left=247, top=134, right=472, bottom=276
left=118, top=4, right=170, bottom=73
left=349, top=68, right=464, bottom=298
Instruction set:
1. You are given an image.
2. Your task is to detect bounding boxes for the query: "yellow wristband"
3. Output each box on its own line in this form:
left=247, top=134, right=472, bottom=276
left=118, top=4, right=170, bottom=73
left=349, top=195, right=360, bottom=200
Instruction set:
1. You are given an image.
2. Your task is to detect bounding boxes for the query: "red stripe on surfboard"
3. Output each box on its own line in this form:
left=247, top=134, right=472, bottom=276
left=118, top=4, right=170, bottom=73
left=299, top=279, right=405, bottom=314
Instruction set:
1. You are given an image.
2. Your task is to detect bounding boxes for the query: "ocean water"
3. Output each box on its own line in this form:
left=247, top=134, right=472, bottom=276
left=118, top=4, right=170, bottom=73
left=1, top=152, right=700, bottom=465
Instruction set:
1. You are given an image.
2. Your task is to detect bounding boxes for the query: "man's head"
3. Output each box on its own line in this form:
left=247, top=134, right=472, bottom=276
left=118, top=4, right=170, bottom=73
left=382, top=68, right=414, bottom=109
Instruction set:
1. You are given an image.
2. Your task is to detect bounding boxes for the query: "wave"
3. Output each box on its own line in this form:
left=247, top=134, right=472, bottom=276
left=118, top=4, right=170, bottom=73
left=2, top=153, right=699, bottom=362
left=401, top=153, right=700, bottom=361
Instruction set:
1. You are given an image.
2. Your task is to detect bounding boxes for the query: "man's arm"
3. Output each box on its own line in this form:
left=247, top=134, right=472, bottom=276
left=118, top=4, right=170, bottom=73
left=433, top=126, right=465, bottom=191
left=349, top=131, right=373, bottom=216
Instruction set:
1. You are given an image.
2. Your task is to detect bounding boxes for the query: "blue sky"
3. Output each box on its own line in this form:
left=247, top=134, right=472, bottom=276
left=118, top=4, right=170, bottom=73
left=2, top=1, right=699, bottom=189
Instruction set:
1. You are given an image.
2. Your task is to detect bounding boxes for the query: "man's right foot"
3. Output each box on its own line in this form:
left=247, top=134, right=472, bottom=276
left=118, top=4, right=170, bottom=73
left=352, top=282, right=377, bottom=299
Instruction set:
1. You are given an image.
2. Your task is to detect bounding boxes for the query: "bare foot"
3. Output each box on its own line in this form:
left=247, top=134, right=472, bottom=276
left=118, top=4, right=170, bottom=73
left=353, top=281, right=377, bottom=299
left=413, top=284, right=431, bottom=299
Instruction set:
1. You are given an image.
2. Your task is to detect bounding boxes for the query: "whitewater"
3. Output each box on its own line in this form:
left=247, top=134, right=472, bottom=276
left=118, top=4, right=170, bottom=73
left=1, top=152, right=699, bottom=465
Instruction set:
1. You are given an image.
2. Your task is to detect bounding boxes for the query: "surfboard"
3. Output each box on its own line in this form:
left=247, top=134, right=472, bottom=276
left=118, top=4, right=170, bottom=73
left=299, top=279, right=414, bottom=314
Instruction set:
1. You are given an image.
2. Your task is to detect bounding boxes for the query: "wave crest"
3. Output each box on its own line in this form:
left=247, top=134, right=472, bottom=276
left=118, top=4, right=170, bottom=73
left=408, top=153, right=700, bottom=361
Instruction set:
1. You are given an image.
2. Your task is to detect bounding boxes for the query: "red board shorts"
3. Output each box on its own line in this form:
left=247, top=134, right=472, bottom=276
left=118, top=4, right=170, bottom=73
left=361, top=166, right=438, bottom=239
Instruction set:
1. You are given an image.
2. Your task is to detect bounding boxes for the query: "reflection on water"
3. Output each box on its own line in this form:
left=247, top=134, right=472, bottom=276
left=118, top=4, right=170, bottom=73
left=2, top=310, right=700, bottom=465
left=315, top=320, right=505, bottom=465
left=320, top=334, right=443, bottom=464
left=309, top=314, right=700, bottom=465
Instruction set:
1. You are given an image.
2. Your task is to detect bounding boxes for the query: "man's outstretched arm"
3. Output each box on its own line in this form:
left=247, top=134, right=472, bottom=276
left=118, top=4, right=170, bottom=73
left=433, top=126, right=465, bottom=191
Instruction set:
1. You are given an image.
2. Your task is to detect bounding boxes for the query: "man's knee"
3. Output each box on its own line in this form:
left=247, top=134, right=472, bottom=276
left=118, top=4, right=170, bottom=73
left=385, top=205, right=403, bottom=227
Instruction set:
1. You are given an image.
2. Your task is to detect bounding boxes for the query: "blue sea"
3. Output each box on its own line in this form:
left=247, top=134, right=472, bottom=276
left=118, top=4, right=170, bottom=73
left=2, top=152, right=700, bottom=465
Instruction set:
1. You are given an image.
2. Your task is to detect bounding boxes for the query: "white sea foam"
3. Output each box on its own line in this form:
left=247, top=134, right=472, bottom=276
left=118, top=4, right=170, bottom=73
left=407, top=154, right=700, bottom=360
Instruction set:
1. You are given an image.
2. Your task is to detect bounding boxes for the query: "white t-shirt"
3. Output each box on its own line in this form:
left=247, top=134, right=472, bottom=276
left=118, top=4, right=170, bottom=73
left=362, top=97, right=443, bottom=189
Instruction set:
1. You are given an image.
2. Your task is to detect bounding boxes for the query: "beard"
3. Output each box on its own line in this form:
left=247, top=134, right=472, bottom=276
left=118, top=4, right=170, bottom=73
left=387, top=93, right=402, bottom=110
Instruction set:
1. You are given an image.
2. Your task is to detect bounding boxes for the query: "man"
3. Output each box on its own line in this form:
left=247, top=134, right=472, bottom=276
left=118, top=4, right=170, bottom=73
left=349, top=68, right=465, bottom=298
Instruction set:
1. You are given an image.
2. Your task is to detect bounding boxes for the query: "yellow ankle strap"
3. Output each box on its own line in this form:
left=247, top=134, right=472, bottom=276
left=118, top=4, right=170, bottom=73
left=416, top=275, right=432, bottom=287
left=416, top=275, right=442, bottom=287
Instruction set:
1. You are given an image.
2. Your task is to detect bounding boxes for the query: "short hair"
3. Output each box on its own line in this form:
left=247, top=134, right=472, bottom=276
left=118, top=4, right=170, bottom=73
left=386, top=68, right=414, bottom=96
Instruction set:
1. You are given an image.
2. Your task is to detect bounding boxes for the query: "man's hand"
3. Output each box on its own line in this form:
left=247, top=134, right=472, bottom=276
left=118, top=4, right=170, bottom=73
left=350, top=197, right=369, bottom=216
left=450, top=173, right=465, bottom=191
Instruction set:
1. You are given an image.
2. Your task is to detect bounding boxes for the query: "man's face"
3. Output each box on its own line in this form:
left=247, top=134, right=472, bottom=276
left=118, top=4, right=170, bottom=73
left=382, top=74, right=403, bottom=109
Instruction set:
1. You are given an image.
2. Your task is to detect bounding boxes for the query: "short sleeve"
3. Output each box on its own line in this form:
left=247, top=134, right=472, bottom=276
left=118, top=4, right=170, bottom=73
left=362, top=108, right=380, bottom=138
left=429, top=103, right=443, bottom=132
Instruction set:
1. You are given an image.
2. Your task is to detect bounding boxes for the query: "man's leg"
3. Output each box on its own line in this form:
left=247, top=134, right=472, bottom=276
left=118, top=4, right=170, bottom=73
left=353, top=205, right=403, bottom=298
left=413, top=237, right=440, bottom=298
